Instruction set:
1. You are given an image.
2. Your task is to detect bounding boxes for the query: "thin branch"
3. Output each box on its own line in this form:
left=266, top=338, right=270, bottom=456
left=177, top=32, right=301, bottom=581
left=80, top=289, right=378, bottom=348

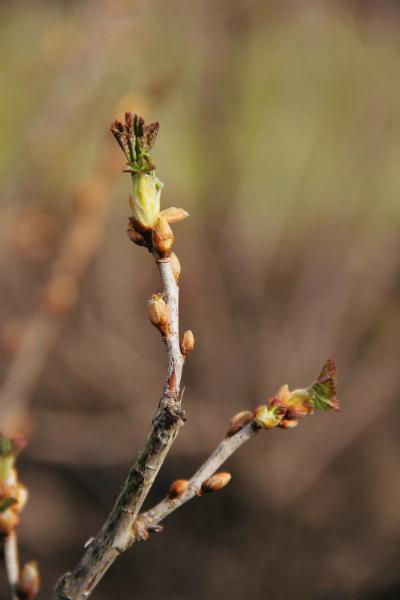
left=136, top=420, right=258, bottom=536
left=54, top=256, right=185, bottom=600
left=0, top=170, right=111, bottom=437
left=3, top=532, right=20, bottom=600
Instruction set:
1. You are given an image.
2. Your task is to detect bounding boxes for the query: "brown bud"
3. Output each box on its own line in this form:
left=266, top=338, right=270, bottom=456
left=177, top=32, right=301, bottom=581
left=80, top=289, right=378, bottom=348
left=147, top=294, right=169, bottom=333
left=278, top=418, right=299, bottom=429
left=201, top=472, right=231, bottom=494
left=160, top=207, right=189, bottom=224
left=168, top=479, right=189, bottom=499
left=17, top=561, right=40, bottom=600
left=152, top=216, right=174, bottom=258
left=127, top=219, right=148, bottom=247
left=227, top=410, right=253, bottom=437
left=170, top=252, right=181, bottom=283
left=180, top=330, right=195, bottom=355
left=0, top=509, right=19, bottom=535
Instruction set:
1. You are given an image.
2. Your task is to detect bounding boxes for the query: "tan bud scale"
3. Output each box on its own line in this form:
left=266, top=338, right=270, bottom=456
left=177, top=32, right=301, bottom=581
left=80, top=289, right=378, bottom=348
left=170, top=252, right=181, bottom=283
left=160, top=207, right=189, bottom=224
left=227, top=410, right=254, bottom=437
left=279, top=419, right=299, bottom=429
left=180, top=330, right=195, bottom=355
left=168, top=479, right=189, bottom=499
left=152, top=216, right=174, bottom=257
left=201, top=472, right=231, bottom=493
left=147, top=295, right=169, bottom=330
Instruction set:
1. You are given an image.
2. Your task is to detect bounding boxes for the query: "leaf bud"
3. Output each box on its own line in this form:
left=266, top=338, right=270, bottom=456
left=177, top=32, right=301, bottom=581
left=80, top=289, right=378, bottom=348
left=168, top=479, right=189, bottom=499
left=17, top=561, right=40, bottom=600
left=152, top=216, right=174, bottom=258
left=160, top=207, right=189, bottom=224
left=130, top=174, right=163, bottom=230
left=201, top=472, right=231, bottom=494
left=147, top=294, right=169, bottom=334
left=226, top=410, right=254, bottom=437
left=180, top=330, right=195, bottom=356
left=0, top=508, right=19, bottom=535
left=170, top=252, right=181, bottom=283
left=253, top=405, right=283, bottom=429
left=285, top=389, right=314, bottom=419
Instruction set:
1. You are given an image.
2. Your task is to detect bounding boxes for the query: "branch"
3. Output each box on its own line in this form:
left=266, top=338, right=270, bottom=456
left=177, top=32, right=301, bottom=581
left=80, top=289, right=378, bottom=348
left=0, top=168, right=111, bottom=437
left=3, top=532, right=19, bottom=600
left=55, top=113, right=192, bottom=599
left=133, top=358, right=340, bottom=541
left=54, top=254, right=186, bottom=599
left=136, top=420, right=258, bottom=535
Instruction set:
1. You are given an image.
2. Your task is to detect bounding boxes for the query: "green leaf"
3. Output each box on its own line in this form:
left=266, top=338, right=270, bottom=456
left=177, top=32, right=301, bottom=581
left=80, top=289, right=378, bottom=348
left=0, top=497, right=17, bottom=513
left=307, top=358, right=340, bottom=411
left=0, top=434, right=12, bottom=457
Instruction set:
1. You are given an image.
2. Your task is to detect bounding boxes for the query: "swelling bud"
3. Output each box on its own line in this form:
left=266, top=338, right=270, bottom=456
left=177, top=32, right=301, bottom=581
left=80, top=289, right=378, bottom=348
left=130, top=174, right=163, bottom=230
left=180, top=330, right=195, bottom=355
left=201, top=472, right=231, bottom=493
left=152, top=216, right=174, bottom=257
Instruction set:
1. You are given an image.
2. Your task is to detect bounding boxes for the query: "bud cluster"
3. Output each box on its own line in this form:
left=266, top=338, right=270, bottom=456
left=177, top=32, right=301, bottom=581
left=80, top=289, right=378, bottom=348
left=226, top=359, right=339, bottom=435
left=111, top=113, right=189, bottom=257
left=0, top=435, right=28, bottom=536
left=0, top=435, right=40, bottom=598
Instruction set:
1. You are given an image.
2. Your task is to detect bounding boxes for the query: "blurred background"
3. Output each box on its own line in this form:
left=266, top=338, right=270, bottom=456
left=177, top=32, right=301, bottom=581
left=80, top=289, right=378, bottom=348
left=0, top=0, right=399, bottom=598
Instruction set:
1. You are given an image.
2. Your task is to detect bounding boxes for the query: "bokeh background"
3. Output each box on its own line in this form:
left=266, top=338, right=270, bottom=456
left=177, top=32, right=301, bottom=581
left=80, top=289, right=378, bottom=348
left=1, top=0, right=400, bottom=598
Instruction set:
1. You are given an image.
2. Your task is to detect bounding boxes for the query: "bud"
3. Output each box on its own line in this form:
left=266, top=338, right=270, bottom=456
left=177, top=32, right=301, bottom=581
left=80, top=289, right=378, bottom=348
left=17, top=561, right=40, bottom=600
left=201, top=472, right=231, bottom=494
left=279, top=418, right=299, bottom=429
left=253, top=405, right=283, bottom=429
left=285, top=389, right=314, bottom=419
left=130, top=173, right=163, bottom=230
left=127, top=217, right=149, bottom=247
left=168, top=479, right=189, bottom=499
left=170, top=252, right=181, bottom=283
left=152, top=216, right=174, bottom=257
left=16, top=483, right=29, bottom=512
left=226, top=410, right=254, bottom=437
left=147, top=294, right=169, bottom=333
left=160, top=207, right=189, bottom=224
left=0, top=508, right=19, bottom=535
left=180, top=330, right=195, bottom=356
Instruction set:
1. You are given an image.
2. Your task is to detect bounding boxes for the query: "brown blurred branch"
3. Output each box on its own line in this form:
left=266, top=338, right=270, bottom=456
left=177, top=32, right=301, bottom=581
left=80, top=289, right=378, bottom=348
left=54, top=256, right=186, bottom=600
left=0, top=168, right=111, bottom=437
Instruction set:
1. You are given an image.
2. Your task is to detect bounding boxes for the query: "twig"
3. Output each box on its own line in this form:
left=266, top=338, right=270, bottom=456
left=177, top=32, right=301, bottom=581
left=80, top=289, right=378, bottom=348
left=0, top=170, right=111, bottom=437
left=3, top=532, right=20, bottom=600
left=136, top=420, right=258, bottom=536
left=54, top=256, right=186, bottom=600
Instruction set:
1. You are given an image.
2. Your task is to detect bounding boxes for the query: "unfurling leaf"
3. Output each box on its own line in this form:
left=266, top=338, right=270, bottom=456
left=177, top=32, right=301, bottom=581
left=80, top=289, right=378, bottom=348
left=307, top=358, right=339, bottom=411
